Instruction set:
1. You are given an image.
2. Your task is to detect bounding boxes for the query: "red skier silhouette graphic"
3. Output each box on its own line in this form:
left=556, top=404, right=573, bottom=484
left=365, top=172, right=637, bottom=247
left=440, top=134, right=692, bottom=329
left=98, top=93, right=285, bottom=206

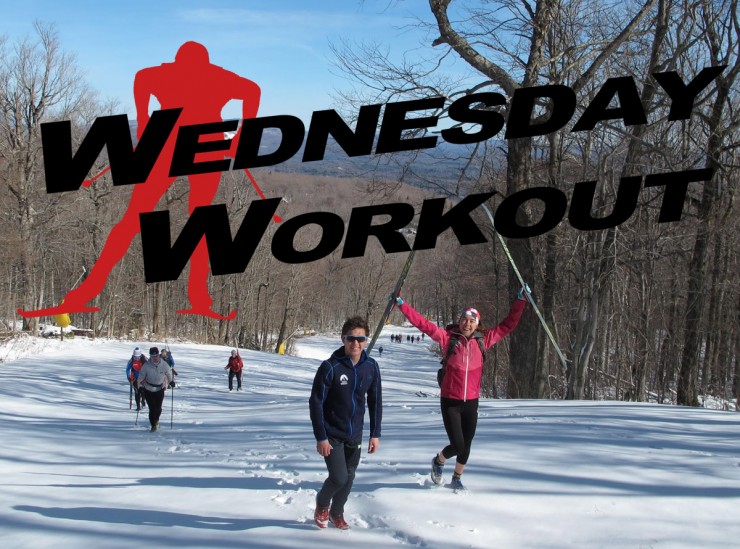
left=19, top=41, right=273, bottom=320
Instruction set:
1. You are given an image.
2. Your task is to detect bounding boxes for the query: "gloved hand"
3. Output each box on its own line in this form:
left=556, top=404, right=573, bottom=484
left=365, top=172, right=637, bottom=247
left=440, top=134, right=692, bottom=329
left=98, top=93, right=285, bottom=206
left=517, top=284, right=531, bottom=301
left=395, top=296, right=404, bottom=306
left=170, top=380, right=176, bottom=388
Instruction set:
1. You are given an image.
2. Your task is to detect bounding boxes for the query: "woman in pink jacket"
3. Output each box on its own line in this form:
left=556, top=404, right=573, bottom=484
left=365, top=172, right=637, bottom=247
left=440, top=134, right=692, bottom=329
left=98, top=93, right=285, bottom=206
left=395, top=287, right=528, bottom=491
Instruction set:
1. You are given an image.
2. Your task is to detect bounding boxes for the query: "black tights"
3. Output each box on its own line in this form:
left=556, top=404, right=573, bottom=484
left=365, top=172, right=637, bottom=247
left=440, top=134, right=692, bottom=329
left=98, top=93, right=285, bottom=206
left=142, top=388, right=165, bottom=428
left=131, top=382, right=145, bottom=409
left=228, top=370, right=242, bottom=390
left=440, top=397, right=479, bottom=465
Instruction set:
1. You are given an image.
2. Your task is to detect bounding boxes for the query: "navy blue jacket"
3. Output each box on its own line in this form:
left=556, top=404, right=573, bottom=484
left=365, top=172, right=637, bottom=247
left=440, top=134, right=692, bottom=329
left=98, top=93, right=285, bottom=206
left=309, top=346, right=382, bottom=443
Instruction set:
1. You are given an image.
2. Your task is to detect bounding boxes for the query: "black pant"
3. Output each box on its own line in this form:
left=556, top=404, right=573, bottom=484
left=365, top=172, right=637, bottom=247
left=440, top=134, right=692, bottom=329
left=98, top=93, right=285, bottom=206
left=440, top=397, right=479, bottom=465
left=131, top=382, right=145, bottom=409
left=316, top=439, right=362, bottom=515
left=142, top=388, right=166, bottom=428
left=228, top=370, right=242, bottom=390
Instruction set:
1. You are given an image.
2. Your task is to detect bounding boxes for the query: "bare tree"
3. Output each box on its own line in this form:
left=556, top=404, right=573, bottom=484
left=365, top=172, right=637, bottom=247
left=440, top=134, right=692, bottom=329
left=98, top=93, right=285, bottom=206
left=0, top=22, right=92, bottom=332
left=677, top=0, right=739, bottom=406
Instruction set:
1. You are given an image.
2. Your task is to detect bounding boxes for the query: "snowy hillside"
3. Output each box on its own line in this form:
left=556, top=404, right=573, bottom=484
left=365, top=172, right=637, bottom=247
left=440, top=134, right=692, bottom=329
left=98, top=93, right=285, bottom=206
left=1, top=327, right=739, bottom=548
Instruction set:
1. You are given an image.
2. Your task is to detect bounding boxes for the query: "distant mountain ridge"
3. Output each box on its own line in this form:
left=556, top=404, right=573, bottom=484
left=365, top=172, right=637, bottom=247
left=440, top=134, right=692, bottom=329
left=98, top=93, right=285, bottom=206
left=256, top=127, right=489, bottom=185
left=128, top=122, right=496, bottom=188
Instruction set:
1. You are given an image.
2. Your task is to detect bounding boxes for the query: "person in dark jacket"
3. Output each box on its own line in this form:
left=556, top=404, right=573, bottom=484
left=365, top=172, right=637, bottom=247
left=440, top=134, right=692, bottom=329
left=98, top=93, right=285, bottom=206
left=160, top=348, right=178, bottom=376
left=224, top=349, right=244, bottom=391
left=309, top=316, right=382, bottom=530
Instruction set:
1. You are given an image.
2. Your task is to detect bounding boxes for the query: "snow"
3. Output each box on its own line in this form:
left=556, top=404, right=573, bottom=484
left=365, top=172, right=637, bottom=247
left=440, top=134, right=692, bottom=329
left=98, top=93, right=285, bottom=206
left=1, top=326, right=739, bottom=548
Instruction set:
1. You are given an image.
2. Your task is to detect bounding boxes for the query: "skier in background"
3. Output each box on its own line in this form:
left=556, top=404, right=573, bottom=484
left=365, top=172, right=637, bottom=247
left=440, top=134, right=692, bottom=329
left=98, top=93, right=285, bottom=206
left=160, top=348, right=178, bottom=376
left=224, top=349, right=244, bottom=392
left=126, top=347, right=147, bottom=411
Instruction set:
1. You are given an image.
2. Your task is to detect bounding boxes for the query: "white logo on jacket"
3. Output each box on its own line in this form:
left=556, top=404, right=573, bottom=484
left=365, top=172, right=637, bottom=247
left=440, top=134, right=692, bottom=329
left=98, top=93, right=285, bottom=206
left=339, top=374, right=349, bottom=386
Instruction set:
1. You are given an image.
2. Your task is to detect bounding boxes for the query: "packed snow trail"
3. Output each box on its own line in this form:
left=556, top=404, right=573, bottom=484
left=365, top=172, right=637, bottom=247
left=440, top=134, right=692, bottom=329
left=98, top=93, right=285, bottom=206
left=1, top=329, right=739, bottom=548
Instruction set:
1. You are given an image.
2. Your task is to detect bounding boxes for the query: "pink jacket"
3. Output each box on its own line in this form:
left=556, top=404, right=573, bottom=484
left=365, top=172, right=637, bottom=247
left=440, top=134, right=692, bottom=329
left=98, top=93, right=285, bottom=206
left=399, top=300, right=526, bottom=401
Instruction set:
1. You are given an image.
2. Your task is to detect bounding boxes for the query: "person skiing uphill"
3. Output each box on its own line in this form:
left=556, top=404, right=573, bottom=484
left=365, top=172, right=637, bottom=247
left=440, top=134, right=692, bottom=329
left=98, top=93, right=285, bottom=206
left=160, top=349, right=178, bottom=376
left=224, top=349, right=244, bottom=391
left=125, top=347, right=147, bottom=411
left=395, top=287, right=529, bottom=491
left=137, top=346, right=174, bottom=432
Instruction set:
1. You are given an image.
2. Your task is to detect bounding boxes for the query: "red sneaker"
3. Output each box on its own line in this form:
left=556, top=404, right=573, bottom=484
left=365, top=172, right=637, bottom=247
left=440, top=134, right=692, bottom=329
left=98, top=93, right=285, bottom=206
left=314, top=506, right=329, bottom=528
left=330, top=514, right=350, bottom=530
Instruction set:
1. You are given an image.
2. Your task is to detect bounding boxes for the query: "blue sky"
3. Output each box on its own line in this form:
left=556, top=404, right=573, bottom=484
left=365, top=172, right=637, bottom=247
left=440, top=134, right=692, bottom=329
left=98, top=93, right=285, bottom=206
left=3, top=1, right=438, bottom=122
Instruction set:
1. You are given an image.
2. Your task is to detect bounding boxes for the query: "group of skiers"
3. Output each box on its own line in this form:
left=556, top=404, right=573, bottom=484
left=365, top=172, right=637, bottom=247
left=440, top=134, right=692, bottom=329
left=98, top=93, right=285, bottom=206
left=126, top=346, right=178, bottom=431
left=126, top=346, right=244, bottom=430
left=388, top=333, right=424, bottom=343
left=309, top=285, right=530, bottom=529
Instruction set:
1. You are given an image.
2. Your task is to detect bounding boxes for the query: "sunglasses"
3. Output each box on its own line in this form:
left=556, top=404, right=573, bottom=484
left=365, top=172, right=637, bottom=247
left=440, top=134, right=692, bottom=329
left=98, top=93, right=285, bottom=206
left=342, top=335, right=369, bottom=343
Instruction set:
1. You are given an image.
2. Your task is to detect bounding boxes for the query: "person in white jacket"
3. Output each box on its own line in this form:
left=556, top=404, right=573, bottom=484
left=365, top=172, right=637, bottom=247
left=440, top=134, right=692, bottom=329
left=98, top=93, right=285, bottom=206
left=137, top=346, right=174, bottom=431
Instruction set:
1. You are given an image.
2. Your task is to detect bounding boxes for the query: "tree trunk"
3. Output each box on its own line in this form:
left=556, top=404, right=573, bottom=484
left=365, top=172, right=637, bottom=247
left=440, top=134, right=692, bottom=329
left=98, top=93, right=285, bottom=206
left=505, top=138, right=541, bottom=398
left=152, top=283, right=163, bottom=335
left=678, top=18, right=737, bottom=404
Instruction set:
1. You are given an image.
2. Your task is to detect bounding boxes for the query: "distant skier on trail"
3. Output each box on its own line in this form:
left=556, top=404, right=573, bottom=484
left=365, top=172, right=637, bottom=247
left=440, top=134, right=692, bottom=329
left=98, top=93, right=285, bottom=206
left=224, top=349, right=244, bottom=392
left=394, top=287, right=529, bottom=491
left=126, top=347, right=147, bottom=411
left=309, top=316, right=382, bottom=530
left=160, top=348, right=178, bottom=376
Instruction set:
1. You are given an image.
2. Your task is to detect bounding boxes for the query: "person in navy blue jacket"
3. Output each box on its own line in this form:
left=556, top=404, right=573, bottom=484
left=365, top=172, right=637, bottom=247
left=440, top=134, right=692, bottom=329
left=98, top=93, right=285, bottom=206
left=159, top=348, right=178, bottom=376
left=309, top=316, right=382, bottom=530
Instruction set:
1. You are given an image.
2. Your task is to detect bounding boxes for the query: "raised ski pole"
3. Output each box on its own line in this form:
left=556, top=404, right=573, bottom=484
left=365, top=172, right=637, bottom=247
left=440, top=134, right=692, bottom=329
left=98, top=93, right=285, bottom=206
left=237, top=348, right=243, bottom=391
left=166, top=339, right=174, bottom=430
left=170, top=363, right=174, bottom=429
left=480, top=203, right=569, bottom=373
left=366, top=250, right=416, bottom=355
